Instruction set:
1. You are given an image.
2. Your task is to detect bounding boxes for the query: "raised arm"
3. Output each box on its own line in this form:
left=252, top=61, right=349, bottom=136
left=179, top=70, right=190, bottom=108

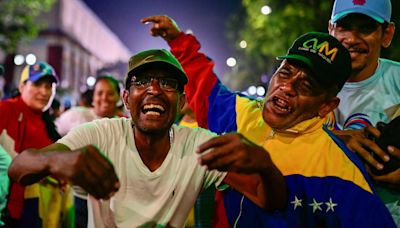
left=8, top=143, right=120, bottom=199
left=197, top=133, right=287, bottom=211
left=142, top=15, right=238, bottom=134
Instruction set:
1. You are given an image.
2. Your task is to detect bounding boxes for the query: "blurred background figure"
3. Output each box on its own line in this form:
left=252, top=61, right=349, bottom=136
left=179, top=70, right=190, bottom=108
left=78, top=88, right=94, bottom=108
left=47, top=98, right=62, bottom=123
left=0, top=61, right=73, bottom=227
left=0, top=65, right=5, bottom=100
left=55, top=74, right=123, bottom=228
left=56, top=75, right=122, bottom=136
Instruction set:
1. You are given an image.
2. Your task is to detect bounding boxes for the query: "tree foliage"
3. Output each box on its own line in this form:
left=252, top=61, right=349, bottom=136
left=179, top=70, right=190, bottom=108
left=0, top=0, right=56, bottom=54
left=224, top=0, right=400, bottom=91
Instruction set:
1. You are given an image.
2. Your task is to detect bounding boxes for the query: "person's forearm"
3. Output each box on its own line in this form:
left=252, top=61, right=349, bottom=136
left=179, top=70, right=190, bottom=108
left=225, top=167, right=287, bottom=211
left=257, top=164, right=287, bottom=211
left=8, top=149, right=51, bottom=185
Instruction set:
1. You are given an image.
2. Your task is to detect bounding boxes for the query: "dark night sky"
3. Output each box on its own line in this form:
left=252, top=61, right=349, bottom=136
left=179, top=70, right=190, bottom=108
left=82, top=0, right=242, bottom=77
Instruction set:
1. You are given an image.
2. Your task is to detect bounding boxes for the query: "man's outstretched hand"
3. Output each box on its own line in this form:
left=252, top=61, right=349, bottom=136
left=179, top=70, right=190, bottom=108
left=8, top=144, right=120, bottom=199
left=141, top=15, right=182, bottom=42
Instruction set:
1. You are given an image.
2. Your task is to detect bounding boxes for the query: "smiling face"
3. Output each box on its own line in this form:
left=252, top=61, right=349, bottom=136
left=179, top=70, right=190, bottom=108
left=329, top=14, right=395, bottom=81
left=92, top=78, right=120, bottom=117
left=123, top=67, right=185, bottom=135
left=19, top=76, right=55, bottom=112
left=262, top=60, right=339, bottom=130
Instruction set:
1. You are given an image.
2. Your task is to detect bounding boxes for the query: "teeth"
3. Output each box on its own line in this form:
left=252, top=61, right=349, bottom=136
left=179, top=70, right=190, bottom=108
left=143, top=104, right=165, bottom=112
left=142, top=104, right=165, bottom=115
left=145, top=111, right=161, bottom=116
left=273, top=97, right=290, bottom=112
left=276, top=98, right=287, bottom=107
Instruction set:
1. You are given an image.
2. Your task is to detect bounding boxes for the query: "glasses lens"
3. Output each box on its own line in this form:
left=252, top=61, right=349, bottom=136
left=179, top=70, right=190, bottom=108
left=131, top=76, right=178, bottom=91
left=160, top=78, right=178, bottom=91
left=132, top=77, right=151, bottom=88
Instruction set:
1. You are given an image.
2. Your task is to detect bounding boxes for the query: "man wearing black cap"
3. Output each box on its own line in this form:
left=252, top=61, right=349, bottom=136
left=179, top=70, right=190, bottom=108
left=8, top=49, right=287, bottom=227
left=143, top=15, right=396, bottom=227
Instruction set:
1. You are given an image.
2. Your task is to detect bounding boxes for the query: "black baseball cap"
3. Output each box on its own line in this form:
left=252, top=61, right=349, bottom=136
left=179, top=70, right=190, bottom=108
left=277, top=32, right=351, bottom=91
left=125, top=49, right=188, bottom=92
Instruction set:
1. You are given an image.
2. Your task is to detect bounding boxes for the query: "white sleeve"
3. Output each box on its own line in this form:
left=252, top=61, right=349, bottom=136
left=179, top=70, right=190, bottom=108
left=57, top=121, right=104, bottom=151
left=192, top=129, right=228, bottom=190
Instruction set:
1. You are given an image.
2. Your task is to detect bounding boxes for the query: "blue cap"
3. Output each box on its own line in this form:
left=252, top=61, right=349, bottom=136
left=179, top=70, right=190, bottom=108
left=20, top=61, right=59, bottom=84
left=331, top=0, right=392, bottom=24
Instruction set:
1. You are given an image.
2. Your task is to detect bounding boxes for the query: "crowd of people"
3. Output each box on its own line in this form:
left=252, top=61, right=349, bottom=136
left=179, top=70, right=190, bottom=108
left=0, top=0, right=399, bottom=227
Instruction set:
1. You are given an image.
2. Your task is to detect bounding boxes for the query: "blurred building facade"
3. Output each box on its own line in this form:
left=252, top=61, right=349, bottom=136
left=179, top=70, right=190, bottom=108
left=1, top=0, right=131, bottom=104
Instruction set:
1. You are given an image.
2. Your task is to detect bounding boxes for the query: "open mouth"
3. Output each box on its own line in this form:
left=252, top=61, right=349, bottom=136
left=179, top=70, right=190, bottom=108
left=348, top=48, right=367, bottom=57
left=272, top=96, right=292, bottom=113
left=142, top=104, right=166, bottom=116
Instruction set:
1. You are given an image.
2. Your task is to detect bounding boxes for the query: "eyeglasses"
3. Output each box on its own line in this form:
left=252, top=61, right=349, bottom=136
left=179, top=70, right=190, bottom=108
left=130, top=76, right=178, bottom=92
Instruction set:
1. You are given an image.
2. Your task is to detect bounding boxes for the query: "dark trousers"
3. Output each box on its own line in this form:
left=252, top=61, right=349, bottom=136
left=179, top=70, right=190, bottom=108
left=74, top=197, right=88, bottom=228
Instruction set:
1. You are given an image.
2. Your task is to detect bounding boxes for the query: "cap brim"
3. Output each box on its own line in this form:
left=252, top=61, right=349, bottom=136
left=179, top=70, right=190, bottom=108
left=29, top=74, right=59, bottom=84
left=276, top=55, right=314, bottom=69
left=331, top=10, right=384, bottom=23
left=129, top=61, right=187, bottom=83
left=126, top=61, right=187, bottom=91
left=276, top=55, right=331, bottom=88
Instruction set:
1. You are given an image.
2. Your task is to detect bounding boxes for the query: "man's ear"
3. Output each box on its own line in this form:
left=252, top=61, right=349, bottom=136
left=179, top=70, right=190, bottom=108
left=318, top=97, right=340, bottom=118
left=122, top=90, right=130, bottom=110
left=178, top=93, right=186, bottom=113
left=382, top=22, right=395, bottom=48
left=328, top=21, right=334, bottom=34
left=18, top=82, right=25, bottom=93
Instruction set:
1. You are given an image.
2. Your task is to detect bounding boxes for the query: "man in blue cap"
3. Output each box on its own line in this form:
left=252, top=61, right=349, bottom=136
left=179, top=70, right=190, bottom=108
left=328, top=0, right=400, bottom=225
left=0, top=61, right=73, bottom=227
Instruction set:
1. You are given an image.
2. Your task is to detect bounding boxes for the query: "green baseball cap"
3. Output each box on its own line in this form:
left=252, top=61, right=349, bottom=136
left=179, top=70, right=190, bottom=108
left=125, top=49, right=188, bottom=92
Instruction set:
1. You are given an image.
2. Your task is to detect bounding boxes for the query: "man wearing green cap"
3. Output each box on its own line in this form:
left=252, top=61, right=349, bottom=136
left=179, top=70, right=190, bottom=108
left=328, top=0, right=400, bottom=225
left=8, top=49, right=287, bottom=227
left=143, top=15, right=396, bottom=227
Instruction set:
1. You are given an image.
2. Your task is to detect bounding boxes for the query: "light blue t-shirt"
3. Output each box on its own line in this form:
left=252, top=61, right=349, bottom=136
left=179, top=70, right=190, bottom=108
left=335, top=58, right=400, bottom=129
left=334, top=58, right=400, bottom=225
left=0, top=145, right=12, bottom=226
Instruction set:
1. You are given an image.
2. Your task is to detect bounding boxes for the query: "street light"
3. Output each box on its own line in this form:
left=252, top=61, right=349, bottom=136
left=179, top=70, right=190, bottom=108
left=261, top=5, right=272, bottom=15
left=256, top=86, right=266, bottom=97
left=86, top=76, right=96, bottom=87
left=14, top=55, right=24, bottom=65
left=25, top=53, right=37, bottom=65
left=248, top=85, right=257, bottom=96
left=226, top=57, right=237, bottom=67
left=239, top=40, right=247, bottom=49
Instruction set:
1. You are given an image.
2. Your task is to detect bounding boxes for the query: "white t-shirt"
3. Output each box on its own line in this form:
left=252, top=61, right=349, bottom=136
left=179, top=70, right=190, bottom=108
left=57, top=118, right=226, bottom=228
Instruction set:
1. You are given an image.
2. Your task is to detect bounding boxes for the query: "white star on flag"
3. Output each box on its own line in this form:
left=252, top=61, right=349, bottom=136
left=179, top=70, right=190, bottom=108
left=325, top=197, right=338, bottom=212
left=291, top=196, right=303, bottom=210
left=309, top=198, right=323, bottom=213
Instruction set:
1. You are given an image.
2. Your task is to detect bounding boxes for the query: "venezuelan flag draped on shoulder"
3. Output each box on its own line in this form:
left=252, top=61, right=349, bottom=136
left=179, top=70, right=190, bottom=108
left=168, top=32, right=396, bottom=227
